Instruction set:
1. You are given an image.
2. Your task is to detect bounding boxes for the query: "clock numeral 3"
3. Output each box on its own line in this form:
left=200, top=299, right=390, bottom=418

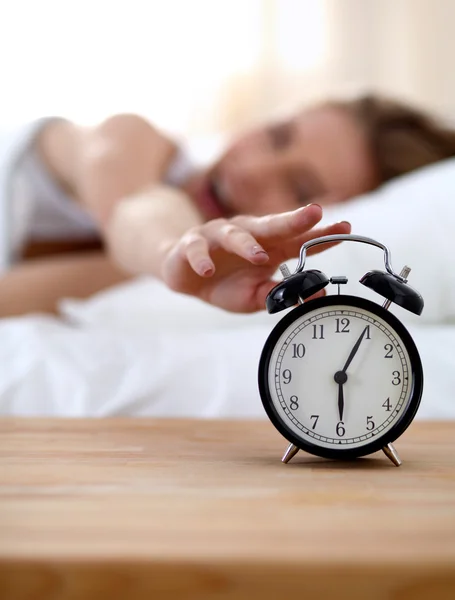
left=336, top=421, right=345, bottom=437
left=292, top=343, right=306, bottom=358
left=289, top=396, right=299, bottom=410
left=335, top=318, right=350, bottom=333
left=392, top=371, right=401, bottom=386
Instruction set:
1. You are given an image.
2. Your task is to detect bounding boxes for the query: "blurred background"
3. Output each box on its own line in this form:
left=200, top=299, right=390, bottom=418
left=0, top=0, right=454, bottom=136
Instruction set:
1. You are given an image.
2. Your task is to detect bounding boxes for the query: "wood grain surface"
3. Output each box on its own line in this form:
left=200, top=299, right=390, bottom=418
left=0, top=418, right=454, bottom=599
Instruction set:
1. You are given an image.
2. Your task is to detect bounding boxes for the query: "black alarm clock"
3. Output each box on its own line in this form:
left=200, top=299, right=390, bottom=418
left=258, top=234, right=424, bottom=466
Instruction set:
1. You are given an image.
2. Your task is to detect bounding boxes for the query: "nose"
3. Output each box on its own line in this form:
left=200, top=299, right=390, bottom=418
left=228, top=155, right=284, bottom=215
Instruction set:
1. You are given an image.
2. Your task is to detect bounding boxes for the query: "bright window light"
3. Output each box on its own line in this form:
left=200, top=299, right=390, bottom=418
left=0, top=0, right=326, bottom=132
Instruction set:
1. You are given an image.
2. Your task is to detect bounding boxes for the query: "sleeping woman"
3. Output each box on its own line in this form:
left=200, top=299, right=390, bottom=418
left=1, top=94, right=454, bottom=316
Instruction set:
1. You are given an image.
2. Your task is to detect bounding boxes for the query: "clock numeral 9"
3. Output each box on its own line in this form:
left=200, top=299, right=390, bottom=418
left=335, top=318, right=350, bottom=333
left=392, top=371, right=401, bottom=386
left=289, top=396, right=299, bottom=410
left=282, top=369, right=292, bottom=384
left=292, top=343, right=306, bottom=358
left=366, top=416, right=375, bottom=431
left=336, top=421, right=345, bottom=437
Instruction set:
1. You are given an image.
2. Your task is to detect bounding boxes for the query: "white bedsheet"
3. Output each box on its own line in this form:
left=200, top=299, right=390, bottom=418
left=0, top=277, right=453, bottom=419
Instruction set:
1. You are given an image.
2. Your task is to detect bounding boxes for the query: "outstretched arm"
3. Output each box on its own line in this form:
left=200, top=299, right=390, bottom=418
left=37, top=116, right=351, bottom=313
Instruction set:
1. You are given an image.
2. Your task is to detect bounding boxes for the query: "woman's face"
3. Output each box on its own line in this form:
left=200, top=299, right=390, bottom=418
left=186, top=104, right=378, bottom=220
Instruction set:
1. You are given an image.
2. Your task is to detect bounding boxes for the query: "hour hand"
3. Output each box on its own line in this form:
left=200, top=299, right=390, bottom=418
left=334, top=370, right=347, bottom=421
left=338, top=382, right=344, bottom=421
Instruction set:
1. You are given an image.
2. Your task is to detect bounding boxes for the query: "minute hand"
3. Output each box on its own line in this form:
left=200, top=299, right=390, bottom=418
left=342, top=326, right=369, bottom=373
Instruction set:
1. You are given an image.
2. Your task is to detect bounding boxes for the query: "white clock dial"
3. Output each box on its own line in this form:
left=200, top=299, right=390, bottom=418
left=266, top=303, right=414, bottom=450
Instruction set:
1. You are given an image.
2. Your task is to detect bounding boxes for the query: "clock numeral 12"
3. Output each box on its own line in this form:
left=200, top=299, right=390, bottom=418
left=335, top=318, right=350, bottom=333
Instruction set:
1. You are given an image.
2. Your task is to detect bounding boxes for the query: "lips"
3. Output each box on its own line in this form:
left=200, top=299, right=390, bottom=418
left=210, top=175, right=232, bottom=212
left=194, top=173, right=232, bottom=220
left=196, top=181, right=223, bottom=219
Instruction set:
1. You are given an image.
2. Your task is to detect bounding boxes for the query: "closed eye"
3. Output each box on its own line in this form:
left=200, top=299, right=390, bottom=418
left=267, top=122, right=293, bottom=151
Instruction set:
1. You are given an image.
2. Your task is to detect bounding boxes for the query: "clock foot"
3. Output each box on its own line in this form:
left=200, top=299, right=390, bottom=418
left=382, top=443, right=402, bottom=467
left=282, top=443, right=300, bottom=463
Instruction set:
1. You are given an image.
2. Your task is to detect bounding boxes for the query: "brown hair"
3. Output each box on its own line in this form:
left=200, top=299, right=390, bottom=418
left=340, top=94, right=455, bottom=184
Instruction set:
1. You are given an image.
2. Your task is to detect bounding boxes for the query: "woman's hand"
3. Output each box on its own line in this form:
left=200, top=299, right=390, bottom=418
left=161, top=204, right=351, bottom=313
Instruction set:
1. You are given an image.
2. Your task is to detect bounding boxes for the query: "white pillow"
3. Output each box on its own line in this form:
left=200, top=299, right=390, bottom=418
left=300, top=157, right=455, bottom=325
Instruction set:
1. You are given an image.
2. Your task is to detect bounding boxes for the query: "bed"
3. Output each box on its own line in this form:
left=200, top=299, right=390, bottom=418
left=0, top=152, right=454, bottom=419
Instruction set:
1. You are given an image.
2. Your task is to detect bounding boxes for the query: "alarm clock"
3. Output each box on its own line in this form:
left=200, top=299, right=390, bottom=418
left=258, top=234, right=424, bottom=467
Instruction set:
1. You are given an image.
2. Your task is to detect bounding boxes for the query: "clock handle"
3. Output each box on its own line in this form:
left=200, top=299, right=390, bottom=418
left=295, top=234, right=406, bottom=282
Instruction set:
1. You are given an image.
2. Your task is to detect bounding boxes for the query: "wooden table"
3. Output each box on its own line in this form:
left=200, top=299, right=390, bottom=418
left=0, top=419, right=454, bottom=599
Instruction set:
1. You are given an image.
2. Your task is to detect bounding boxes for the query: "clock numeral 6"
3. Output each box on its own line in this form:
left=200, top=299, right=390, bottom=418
left=291, top=343, right=306, bottom=358
left=336, top=421, right=345, bottom=437
left=289, top=396, right=299, bottom=410
left=392, top=371, right=401, bottom=386
left=366, top=416, right=375, bottom=431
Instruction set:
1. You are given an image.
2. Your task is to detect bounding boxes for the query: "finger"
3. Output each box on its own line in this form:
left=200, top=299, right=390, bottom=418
left=238, top=204, right=323, bottom=241
left=181, top=232, right=216, bottom=277
left=279, top=220, right=352, bottom=261
left=205, top=221, right=270, bottom=265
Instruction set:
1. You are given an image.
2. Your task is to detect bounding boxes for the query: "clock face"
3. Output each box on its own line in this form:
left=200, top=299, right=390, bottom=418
left=259, top=295, right=423, bottom=459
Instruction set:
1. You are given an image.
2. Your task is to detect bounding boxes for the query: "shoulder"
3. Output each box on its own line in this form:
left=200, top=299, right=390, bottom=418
left=86, top=113, right=178, bottom=168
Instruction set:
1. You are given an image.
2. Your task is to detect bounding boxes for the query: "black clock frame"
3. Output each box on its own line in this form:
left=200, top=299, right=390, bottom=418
left=258, top=294, right=424, bottom=461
